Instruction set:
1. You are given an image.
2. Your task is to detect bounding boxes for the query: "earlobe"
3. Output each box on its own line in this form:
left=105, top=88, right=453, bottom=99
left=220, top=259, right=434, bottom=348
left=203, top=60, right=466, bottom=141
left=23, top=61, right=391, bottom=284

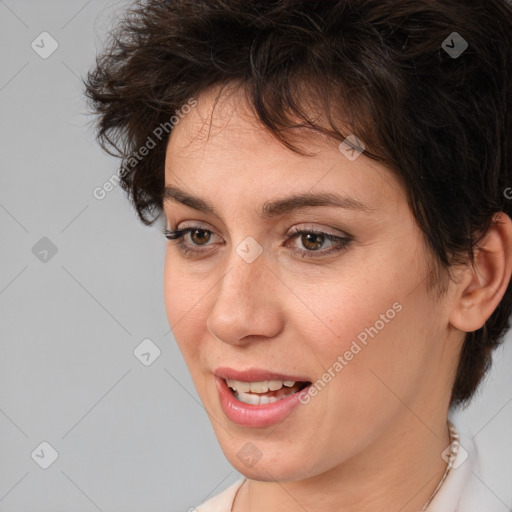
left=449, top=212, right=512, bottom=333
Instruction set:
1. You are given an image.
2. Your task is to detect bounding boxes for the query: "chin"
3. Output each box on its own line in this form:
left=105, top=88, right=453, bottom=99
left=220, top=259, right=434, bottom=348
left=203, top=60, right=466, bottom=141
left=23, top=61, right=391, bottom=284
left=215, top=430, right=317, bottom=482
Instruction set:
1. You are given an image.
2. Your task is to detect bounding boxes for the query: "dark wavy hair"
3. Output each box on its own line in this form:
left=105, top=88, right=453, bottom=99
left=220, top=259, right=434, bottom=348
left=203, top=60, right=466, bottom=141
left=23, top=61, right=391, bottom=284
left=84, top=0, right=512, bottom=408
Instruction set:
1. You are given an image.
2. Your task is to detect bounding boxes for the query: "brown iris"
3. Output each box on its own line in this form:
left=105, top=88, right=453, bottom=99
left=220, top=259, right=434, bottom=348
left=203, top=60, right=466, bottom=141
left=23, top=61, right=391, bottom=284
left=190, top=229, right=211, bottom=245
left=301, top=233, right=324, bottom=251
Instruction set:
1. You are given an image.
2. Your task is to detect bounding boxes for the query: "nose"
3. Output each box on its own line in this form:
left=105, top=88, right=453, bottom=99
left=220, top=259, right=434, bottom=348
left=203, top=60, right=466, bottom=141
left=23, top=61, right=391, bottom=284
left=206, top=245, right=284, bottom=346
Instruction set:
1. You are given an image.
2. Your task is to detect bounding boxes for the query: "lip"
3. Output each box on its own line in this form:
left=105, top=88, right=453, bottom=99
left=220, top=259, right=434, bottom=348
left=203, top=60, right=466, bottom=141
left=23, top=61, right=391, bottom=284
left=214, top=367, right=310, bottom=383
left=214, top=368, right=312, bottom=428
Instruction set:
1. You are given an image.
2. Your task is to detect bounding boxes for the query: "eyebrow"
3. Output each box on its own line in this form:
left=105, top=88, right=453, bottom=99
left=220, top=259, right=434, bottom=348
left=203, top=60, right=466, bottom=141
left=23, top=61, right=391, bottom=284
left=162, top=185, right=375, bottom=219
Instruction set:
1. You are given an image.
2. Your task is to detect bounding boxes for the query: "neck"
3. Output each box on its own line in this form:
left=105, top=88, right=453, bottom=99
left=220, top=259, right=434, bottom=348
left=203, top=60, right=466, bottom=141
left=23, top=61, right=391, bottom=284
left=234, top=411, right=451, bottom=512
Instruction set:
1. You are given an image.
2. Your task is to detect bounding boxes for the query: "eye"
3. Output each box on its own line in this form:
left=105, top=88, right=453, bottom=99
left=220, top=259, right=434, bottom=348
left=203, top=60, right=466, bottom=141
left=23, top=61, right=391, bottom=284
left=286, top=228, right=352, bottom=258
left=179, top=227, right=212, bottom=246
left=162, top=225, right=352, bottom=259
left=163, top=226, right=218, bottom=254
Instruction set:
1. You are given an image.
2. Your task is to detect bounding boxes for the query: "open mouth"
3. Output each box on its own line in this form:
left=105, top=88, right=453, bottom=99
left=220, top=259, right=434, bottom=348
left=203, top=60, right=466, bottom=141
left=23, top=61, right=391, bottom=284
left=225, top=378, right=311, bottom=405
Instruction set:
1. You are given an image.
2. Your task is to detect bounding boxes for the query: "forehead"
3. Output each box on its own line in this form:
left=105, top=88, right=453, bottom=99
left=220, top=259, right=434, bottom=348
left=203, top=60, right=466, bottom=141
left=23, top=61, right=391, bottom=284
left=167, top=82, right=348, bottom=160
left=167, top=87, right=286, bottom=159
left=164, top=85, right=406, bottom=215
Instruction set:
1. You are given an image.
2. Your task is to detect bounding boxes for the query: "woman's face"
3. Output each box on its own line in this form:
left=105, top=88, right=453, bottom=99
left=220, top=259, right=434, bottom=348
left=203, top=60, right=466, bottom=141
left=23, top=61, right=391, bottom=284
left=163, top=86, right=459, bottom=481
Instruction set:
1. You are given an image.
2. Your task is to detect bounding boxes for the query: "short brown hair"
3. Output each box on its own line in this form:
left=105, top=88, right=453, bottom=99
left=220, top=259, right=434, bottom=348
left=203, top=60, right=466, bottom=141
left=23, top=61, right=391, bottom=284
left=84, top=0, right=512, bottom=408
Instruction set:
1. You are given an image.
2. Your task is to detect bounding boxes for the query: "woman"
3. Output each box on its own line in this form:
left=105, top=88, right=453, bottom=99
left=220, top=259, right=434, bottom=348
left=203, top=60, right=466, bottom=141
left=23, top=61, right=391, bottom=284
left=85, top=1, right=512, bottom=510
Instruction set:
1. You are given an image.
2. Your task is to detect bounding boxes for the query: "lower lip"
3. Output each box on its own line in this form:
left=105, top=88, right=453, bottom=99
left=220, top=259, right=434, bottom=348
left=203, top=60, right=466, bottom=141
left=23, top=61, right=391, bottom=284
left=215, top=376, right=311, bottom=428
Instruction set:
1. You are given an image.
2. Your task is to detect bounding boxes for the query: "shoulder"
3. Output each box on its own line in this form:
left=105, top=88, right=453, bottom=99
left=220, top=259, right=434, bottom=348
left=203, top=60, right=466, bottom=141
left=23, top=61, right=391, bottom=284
left=193, top=478, right=246, bottom=512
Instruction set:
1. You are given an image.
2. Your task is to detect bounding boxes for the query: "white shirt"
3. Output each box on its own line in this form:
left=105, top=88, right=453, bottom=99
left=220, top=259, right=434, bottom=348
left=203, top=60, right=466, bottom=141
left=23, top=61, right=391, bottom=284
left=193, top=421, right=511, bottom=512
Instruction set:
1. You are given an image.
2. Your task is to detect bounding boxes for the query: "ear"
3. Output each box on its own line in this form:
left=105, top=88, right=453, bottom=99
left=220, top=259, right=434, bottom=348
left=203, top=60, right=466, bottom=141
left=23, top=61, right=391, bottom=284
left=449, top=212, right=512, bottom=332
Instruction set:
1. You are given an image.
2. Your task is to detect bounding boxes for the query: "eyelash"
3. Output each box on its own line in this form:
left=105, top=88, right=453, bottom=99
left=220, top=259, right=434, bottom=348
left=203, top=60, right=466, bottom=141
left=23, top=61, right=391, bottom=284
left=161, top=226, right=352, bottom=259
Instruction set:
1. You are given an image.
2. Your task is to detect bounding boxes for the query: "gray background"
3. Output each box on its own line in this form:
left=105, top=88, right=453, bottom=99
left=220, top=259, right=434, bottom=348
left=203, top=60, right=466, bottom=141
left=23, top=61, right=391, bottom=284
left=0, top=1, right=511, bottom=511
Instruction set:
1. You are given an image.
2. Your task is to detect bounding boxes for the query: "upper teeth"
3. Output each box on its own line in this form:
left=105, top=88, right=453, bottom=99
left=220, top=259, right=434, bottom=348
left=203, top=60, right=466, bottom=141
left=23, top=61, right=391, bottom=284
left=226, top=379, right=296, bottom=393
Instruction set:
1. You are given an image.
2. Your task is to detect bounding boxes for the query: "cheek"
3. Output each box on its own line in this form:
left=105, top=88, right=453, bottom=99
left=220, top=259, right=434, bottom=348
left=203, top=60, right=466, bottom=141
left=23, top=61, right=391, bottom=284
left=163, top=255, right=181, bottom=326
left=287, top=272, right=401, bottom=360
left=294, top=255, right=435, bottom=402
left=317, top=279, right=441, bottom=428
left=163, top=252, right=205, bottom=358
left=163, top=249, right=202, bottom=321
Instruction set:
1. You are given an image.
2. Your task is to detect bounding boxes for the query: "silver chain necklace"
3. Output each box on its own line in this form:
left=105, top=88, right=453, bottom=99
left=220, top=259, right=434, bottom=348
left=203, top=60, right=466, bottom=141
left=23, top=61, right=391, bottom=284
left=419, top=421, right=460, bottom=511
